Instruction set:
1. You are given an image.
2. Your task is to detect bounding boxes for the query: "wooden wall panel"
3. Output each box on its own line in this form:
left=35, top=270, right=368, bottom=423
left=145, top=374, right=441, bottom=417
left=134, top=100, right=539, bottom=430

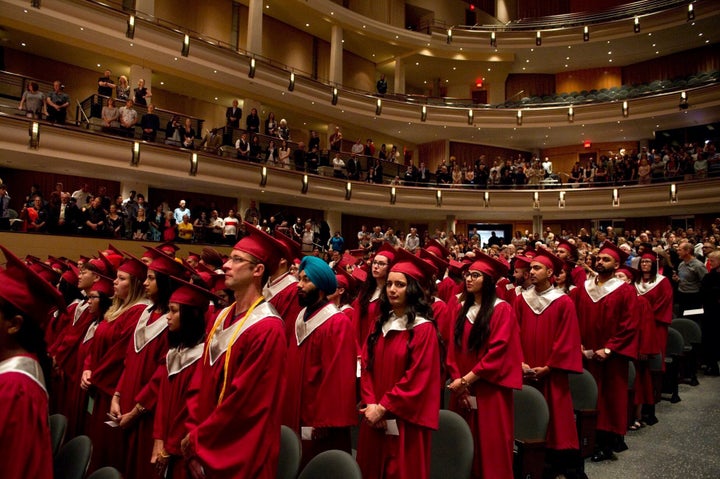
left=418, top=140, right=448, bottom=171
left=623, top=44, right=720, bottom=85
left=540, top=140, right=638, bottom=176
left=449, top=142, right=530, bottom=169
left=556, top=67, right=622, bottom=95
left=505, top=74, right=555, bottom=100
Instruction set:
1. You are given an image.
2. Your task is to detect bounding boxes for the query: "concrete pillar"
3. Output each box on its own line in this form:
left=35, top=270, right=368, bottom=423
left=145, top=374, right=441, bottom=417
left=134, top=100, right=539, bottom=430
left=120, top=181, right=148, bottom=203
left=324, top=210, right=342, bottom=238
left=394, top=58, right=405, bottom=95
left=246, top=0, right=263, bottom=55
left=134, top=0, right=154, bottom=16
left=532, top=214, right=543, bottom=237
left=129, top=65, right=152, bottom=99
left=446, top=215, right=456, bottom=234
left=329, top=25, right=343, bottom=85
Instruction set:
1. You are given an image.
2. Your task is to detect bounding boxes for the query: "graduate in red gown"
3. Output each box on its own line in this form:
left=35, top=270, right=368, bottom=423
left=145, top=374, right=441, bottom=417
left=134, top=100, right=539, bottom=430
left=573, top=241, right=638, bottom=462
left=153, top=278, right=215, bottom=479
left=0, top=245, right=66, bottom=479
left=282, top=256, right=357, bottom=467
left=515, top=248, right=585, bottom=479
left=357, top=251, right=441, bottom=479
left=556, top=238, right=587, bottom=286
left=329, top=266, right=359, bottom=321
left=182, top=223, right=287, bottom=479
left=352, top=243, right=396, bottom=347
left=263, top=230, right=303, bottom=343
left=446, top=251, right=523, bottom=479
left=110, top=249, right=187, bottom=479
left=82, top=256, right=151, bottom=473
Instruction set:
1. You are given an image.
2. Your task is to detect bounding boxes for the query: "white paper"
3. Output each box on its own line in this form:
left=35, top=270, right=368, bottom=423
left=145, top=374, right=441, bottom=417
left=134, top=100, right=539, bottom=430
left=301, top=427, right=314, bottom=440
left=385, top=419, right=399, bottom=436
left=467, top=395, right=478, bottom=410
left=104, top=420, right=120, bottom=428
left=683, top=308, right=704, bottom=316
left=356, top=357, right=362, bottom=378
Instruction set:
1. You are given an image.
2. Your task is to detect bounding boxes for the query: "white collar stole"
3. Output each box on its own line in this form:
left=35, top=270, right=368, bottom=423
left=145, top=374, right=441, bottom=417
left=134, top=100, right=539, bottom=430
left=134, top=303, right=168, bottom=353
left=585, top=277, right=624, bottom=303
left=522, top=286, right=565, bottom=314
left=166, top=343, right=204, bottom=377
left=0, top=356, right=47, bottom=395
left=382, top=313, right=430, bottom=336
left=208, top=302, right=279, bottom=366
left=295, top=303, right=340, bottom=345
left=73, top=300, right=90, bottom=326
left=635, top=275, right=666, bottom=296
left=466, top=298, right=505, bottom=324
left=263, top=273, right=298, bottom=299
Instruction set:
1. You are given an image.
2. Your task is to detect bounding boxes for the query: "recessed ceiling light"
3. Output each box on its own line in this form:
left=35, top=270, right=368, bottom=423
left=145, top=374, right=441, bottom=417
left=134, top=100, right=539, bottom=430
left=213, top=70, right=217, bottom=73
left=522, top=67, right=526, bottom=70
left=609, top=59, right=613, bottom=62
left=459, top=47, right=463, bottom=51
left=363, top=25, right=366, bottom=29
left=488, top=68, right=491, bottom=71
left=415, top=62, right=419, bottom=66
left=330, top=12, right=334, bottom=15
left=160, top=81, right=164, bottom=85
left=565, top=64, right=569, bottom=68
left=566, top=56, right=570, bottom=60
left=395, top=35, right=399, bottom=39
left=652, top=43, right=656, bottom=47
left=698, top=33, right=703, bottom=37
left=96, top=63, right=100, bottom=67
left=305, top=23, right=310, bottom=27
left=526, top=59, right=530, bottom=62
left=648, top=33, right=652, bottom=36
left=23, top=9, right=27, bottom=12
left=214, top=97, right=218, bottom=100
left=311, top=101, right=315, bottom=105
left=342, top=39, right=344, bottom=43
left=568, top=45, right=571, bottom=49
left=265, top=5, right=269, bottom=8
left=530, top=48, right=534, bottom=52
left=80, top=27, right=84, bottom=31
left=656, top=51, right=659, bottom=54
left=452, top=67, right=456, bottom=70
left=129, top=43, right=133, bottom=46
left=174, top=57, right=178, bottom=60
left=608, top=51, right=612, bottom=55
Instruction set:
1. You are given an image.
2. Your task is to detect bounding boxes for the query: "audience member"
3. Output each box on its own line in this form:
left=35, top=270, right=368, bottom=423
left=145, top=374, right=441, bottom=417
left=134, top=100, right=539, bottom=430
left=246, top=108, right=260, bottom=135
left=140, top=104, right=161, bottom=142
left=265, top=112, right=278, bottom=136
left=173, top=200, right=191, bottom=225
left=133, top=78, right=151, bottom=106
left=46, top=80, right=70, bottom=124
left=329, top=126, right=342, bottom=152
left=101, top=97, right=119, bottom=128
left=181, top=118, right=196, bottom=149
left=97, top=69, right=116, bottom=97
left=116, top=75, right=131, bottom=101
left=118, top=99, right=138, bottom=138
left=225, top=99, right=241, bottom=128
left=19, top=82, right=45, bottom=119
left=165, top=115, right=182, bottom=146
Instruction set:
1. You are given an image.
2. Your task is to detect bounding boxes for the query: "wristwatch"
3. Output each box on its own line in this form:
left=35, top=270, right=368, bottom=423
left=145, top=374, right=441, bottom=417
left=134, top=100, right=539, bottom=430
left=604, top=348, right=612, bottom=355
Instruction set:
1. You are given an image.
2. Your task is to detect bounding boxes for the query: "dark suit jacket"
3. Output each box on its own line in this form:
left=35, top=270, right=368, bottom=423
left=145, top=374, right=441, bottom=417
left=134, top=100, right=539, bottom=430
left=226, top=107, right=242, bottom=128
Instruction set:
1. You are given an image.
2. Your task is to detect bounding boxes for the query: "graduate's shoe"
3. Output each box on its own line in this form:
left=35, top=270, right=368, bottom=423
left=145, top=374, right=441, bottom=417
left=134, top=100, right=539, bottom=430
left=590, top=449, right=617, bottom=462
left=643, top=415, right=659, bottom=426
left=612, top=438, right=629, bottom=453
left=670, top=394, right=681, bottom=403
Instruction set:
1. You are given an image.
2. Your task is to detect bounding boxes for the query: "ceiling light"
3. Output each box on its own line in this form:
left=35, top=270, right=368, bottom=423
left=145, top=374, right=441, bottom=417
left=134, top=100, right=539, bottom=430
left=687, top=4, right=694, bottom=21
left=583, top=26, right=589, bottom=42
left=622, top=101, right=629, bottom=117
left=126, top=15, right=135, bottom=39
left=181, top=34, right=190, bottom=57
left=634, top=17, right=640, bottom=33
left=490, top=31, right=496, bottom=47
left=536, top=31, right=541, bottom=46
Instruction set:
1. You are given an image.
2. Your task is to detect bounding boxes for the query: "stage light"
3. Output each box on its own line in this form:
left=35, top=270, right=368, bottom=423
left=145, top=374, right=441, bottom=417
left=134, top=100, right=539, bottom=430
left=421, top=105, right=427, bottom=122
left=260, top=166, right=268, bottom=186
left=189, top=153, right=198, bottom=176
left=301, top=174, right=309, bottom=194
left=633, top=17, right=640, bottom=33
left=345, top=182, right=352, bottom=200
left=583, top=26, right=589, bottom=42
left=29, top=121, right=39, bottom=149
left=536, top=31, right=541, bottom=46
left=288, top=72, right=295, bottom=91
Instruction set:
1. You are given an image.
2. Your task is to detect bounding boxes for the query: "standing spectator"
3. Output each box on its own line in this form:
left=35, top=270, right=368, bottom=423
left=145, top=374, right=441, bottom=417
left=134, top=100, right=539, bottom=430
left=278, top=141, right=291, bottom=169
left=181, top=118, right=196, bottom=149
left=23, top=196, right=49, bottom=233
left=0, top=183, right=11, bottom=230
left=277, top=119, right=290, bottom=141
left=199, top=128, right=223, bottom=154
left=329, top=126, right=342, bottom=152
left=116, top=75, right=131, bottom=101
left=293, top=142, right=306, bottom=171
left=46, top=80, right=70, bottom=124
left=105, top=203, right=125, bottom=238
left=83, top=196, right=106, bottom=236
left=264, top=112, right=278, bottom=136
left=133, top=78, right=152, bottom=106
left=673, top=241, right=707, bottom=313
left=131, top=208, right=149, bottom=240
left=243, top=200, right=260, bottom=223
left=173, top=200, right=191, bottom=225
left=700, top=251, right=720, bottom=375
left=328, top=231, right=344, bottom=252
left=249, top=135, right=262, bottom=162
left=405, top=227, right=420, bottom=253
left=18, top=82, right=45, bottom=119
left=376, top=74, right=388, bottom=95
left=97, top=69, right=116, bottom=97
left=101, top=97, right=119, bottom=128
left=235, top=132, right=250, bottom=160
left=308, top=130, right=320, bottom=152
left=72, top=183, right=92, bottom=208
left=351, top=139, right=364, bottom=156
left=162, top=211, right=177, bottom=242
left=148, top=204, right=164, bottom=241
left=225, top=99, right=241, bottom=128
left=346, top=155, right=360, bottom=181
left=177, top=214, right=194, bottom=243
left=246, top=108, right=260, bottom=135
left=165, top=115, right=182, bottom=146
left=223, top=209, right=239, bottom=244
left=301, top=221, right=315, bottom=253
left=332, top=153, right=346, bottom=178
left=118, top=99, right=138, bottom=138
left=140, top=104, right=161, bottom=142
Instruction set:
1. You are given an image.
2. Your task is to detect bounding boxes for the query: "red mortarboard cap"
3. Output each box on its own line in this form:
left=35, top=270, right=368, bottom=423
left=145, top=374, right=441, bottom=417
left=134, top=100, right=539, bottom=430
left=29, top=260, right=61, bottom=284
left=47, top=256, right=68, bottom=273
left=419, top=248, right=449, bottom=271
left=448, top=259, right=468, bottom=276
left=556, top=239, right=578, bottom=258
left=25, top=254, right=41, bottom=264
left=599, top=240, right=629, bottom=264
left=77, top=255, right=91, bottom=264
left=84, top=256, right=109, bottom=276
left=143, top=246, right=191, bottom=277
left=335, top=273, right=349, bottom=290
left=233, top=222, right=285, bottom=271
left=375, top=242, right=396, bottom=264
left=104, top=243, right=123, bottom=257
left=118, top=254, right=148, bottom=279
left=469, top=250, right=510, bottom=282
left=159, top=242, right=179, bottom=256
left=640, top=252, right=657, bottom=262
left=390, top=247, right=438, bottom=287
left=90, top=274, right=115, bottom=296
left=351, top=267, right=368, bottom=283
left=0, top=245, right=65, bottom=327
left=97, top=250, right=121, bottom=274
left=531, top=247, right=565, bottom=274
left=513, top=254, right=533, bottom=269
left=210, top=273, right=228, bottom=293
left=425, top=238, right=450, bottom=260
left=187, top=251, right=201, bottom=261
left=335, top=266, right=359, bottom=294
left=61, top=262, right=80, bottom=285
left=169, top=277, right=219, bottom=308
left=273, top=231, right=302, bottom=262
left=616, top=265, right=639, bottom=282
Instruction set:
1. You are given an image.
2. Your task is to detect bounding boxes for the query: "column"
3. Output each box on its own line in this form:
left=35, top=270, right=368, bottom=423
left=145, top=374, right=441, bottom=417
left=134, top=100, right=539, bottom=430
left=329, top=25, right=343, bottom=86
left=446, top=215, right=456, bottom=235
left=495, top=0, right=517, bottom=23
left=246, top=0, right=263, bottom=55
left=120, top=181, right=148, bottom=203
left=134, top=0, right=154, bottom=16
left=394, top=58, right=405, bottom=95
left=324, top=210, right=342, bottom=239
left=532, top=215, right=543, bottom=237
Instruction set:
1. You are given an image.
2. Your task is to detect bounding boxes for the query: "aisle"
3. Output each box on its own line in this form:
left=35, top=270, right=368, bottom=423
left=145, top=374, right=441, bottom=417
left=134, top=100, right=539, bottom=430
left=584, top=374, right=720, bottom=479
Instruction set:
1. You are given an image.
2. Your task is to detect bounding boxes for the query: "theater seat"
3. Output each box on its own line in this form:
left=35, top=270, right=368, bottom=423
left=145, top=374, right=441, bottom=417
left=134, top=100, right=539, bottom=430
left=670, top=318, right=702, bottom=386
left=513, top=385, right=549, bottom=479
left=277, top=426, right=301, bottom=479
left=297, top=450, right=362, bottom=479
left=569, top=369, right=598, bottom=458
left=53, top=435, right=92, bottom=479
left=49, top=413, right=67, bottom=458
left=662, top=327, right=685, bottom=403
left=430, top=409, right=474, bottom=479
left=86, top=466, right=122, bottom=479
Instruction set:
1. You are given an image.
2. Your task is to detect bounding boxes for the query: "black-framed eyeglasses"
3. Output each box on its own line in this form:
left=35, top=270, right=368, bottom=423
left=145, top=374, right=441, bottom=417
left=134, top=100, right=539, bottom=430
left=463, top=272, right=482, bottom=280
left=230, top=256, right=258, bottom=265
left=87, top=295, right=101, bottom=299
left=372, top=261, right=388, bottom=267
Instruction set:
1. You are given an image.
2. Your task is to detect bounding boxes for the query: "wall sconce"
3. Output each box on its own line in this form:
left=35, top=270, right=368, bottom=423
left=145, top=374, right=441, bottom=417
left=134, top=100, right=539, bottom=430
left=248, top=58, right=256, bottom=78
left=131, top=141, right=140, bottom=166
left=633, top=17, right=640, bottom=33
left=536, top=31, right=541, bottom=46
left=622, top=101, right=629, bottom=117
left=583, top=26, right=589, bottom=42
left=375, top=98, right=382, bottom=116
left=288, top=72, right=295, bottom=92
left=421, top=105, right=427, bottom=122
left=181, top=34, right=190, bottom=57
left=483, top=191, right=490, bottom=208
left=612, top=188, right=620, bottom=207
left=29, top=121, right=40, bottom=149
left=447, top=29, right=452, bottom=44
left=558, top=191, right=566, bottom=208
left=567, top=106, right=574, bottom=122
left=189, top=153, right=198, bottom=176
left=490, top=31, right=496, bottom=47
left=688, top=4, right=694, bottom=21
left=301, top=174, right=309, bottom=194
left=345, top=182, right=352, bottom=200
left=126, top=15, right=135, bottom=39
left=435, top=189, right=442, bottom=207
left=390, top=187, right=397, bottom=205
left=260, top=166, right=268, bottom=186
left=467, top=109, right=473, bottom=125
left=533, top=191, right=540, bottom=209
left=670, top=183, right=678, bottom=204
left=516, top=110, right=523, bottom=126
left=679, top=91, right=688, bottom=110
left=331, top=87, right=338, bottom=105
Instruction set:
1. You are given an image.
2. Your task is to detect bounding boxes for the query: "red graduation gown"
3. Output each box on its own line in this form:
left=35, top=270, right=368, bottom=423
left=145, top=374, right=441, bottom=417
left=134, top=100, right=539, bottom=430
left=636, top=276, right=673, bottom=364
left=351, top=292, right=381, bottom=350
left=186, top=302, right=286, bottom=479
left=447, top=300, right=523, bottom=479
left=633, top=295, right=660, bottom=405
left=437, top=276, right=461, bottom=304
left=282, top=303, right=358, bottom=464
left=515, top=288, right=583, bottom=450
left=574, top=277, right=638, bottom=435
left=264, top=272, right=303, bottom=344
left=357, top=317, right=441, bottom=479
left=0, top=355, right=53, bottom=479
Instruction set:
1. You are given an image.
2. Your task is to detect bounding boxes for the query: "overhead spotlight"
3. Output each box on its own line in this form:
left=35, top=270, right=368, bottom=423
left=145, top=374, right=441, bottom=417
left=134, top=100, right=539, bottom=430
left=447, top=29, right=452, bottom=44
left=536, top=31, right=542, bottom=46
left=421, top=105, right=427, bottom=122
left=390, top=187, right=397, bottom=204
left=516, top=110, right=523, bottom=126
left=670, top=184, right=678, bottom=204
left=345, top=182, right=352, bottom=200
left=288, top=72, right=295, bottom=91
left=131, top=141, right=140, bottom=166
left=612, top=188, right=620, bottom=207
left=375, top=98, right=382, bottom=116
left=331, top=87, right=338, bottom=105
left=301, top=174, right=309, bottom=194
left=687, top=4, right=694, bottom=21
left=558, top=191, right=566, bottom=208
left=483, top=191, right=490, bottom=208
left=467, top=109, right=474, bottom=125
left=435, top=189, right=442, bottom=207
left=189, top=153, right=198, bottom=176
left=181, top=34, right=190, bottom=57
left=126, top=15, right=135, bottom=39
left=29, top=121, right=40, bottom=149
left=533, top=191, right=540, bottom=209
left=260, top=166, right=268, bottom=186
left=490, top=31, right=496, bottom=47
left=568, top=106, right=574, bottom=122
left=679, top=91, right=688, bottom=109
left=248, top=58, right=256, bottom=78
left=622, top=101, right=629, bottom=117
left=583, top=26, right=589, bottom=42
left=633, top=17, right=640, bottom=33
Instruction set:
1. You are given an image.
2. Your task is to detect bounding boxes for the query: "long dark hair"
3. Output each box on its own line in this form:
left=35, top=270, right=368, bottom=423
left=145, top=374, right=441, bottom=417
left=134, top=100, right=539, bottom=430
left=637, top=257, right=658, bottom=284
left=365, top=274, right=434, bottom=372
left=151, top=270, right=175, bottom=314
left=168, top=304, right=207, bottom=349
left=58, top=277, right=83, bottom=305
left=357, top=272, right=379, bottom=322
left=0, top=299, right=52, bottom=384
left=454, top=272, right=497, bottom=353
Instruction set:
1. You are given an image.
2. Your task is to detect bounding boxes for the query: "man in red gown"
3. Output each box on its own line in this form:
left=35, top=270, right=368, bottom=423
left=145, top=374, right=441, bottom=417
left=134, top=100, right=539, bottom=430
left=183, top=223, right=287, bottom=479
left=264, top=228, right=304, bottom=343
left=573, top=240, right=638, bottom=462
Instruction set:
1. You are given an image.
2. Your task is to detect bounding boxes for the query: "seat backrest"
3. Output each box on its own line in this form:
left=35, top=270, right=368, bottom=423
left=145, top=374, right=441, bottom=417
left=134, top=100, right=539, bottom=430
left=513, top=385, right=549, bottom=441
left=647, top=353, right=664, bottom=372
left=86, top=466, right=122, bottom=479
left=277, top=425, right=301, bottom=479
left=666, top=328, right=685, bottom=358
left=49, top=413, right=67, bottom=457
left=569, top=369, right=598, bottom=410
left=53, top=435, right=92, bottom=479
left=297, top=450, right=362, bottom=479
left=628, top=360, right=636, bottom=386
left=430, top=409, right=474, bottom=479
left=671, top=318, right=702, bottom=345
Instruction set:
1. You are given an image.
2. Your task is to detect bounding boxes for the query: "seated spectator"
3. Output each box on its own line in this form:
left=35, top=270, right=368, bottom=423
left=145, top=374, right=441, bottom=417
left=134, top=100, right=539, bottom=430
left=101, top=97, right=119, bottom=128
left=332, top=153, right=346, bottom=178
left=46, top=81, right=70, bottom=124
left=140, top=104, right=161, bottom=142
left=277, top=119, right=290, bottom=141
left=177, top=214, right=194, bottom=242
left=116, top=75, right=131, bottom=101
left=235, top=133, right=250, bottom=160
left=18, top=82, right=45, bottom=119
left=118, top=99, right=138, bottom=138
left=278, top=141, right=291, bottom=169
left=133, top=78, right=151, bottom=106
left=181, top=118, right=196, bottom=149
left=165, top=115, right=182, bottom=146
left=131, top=208, right=149, bottom=240
left=22, top=196, right=48, bottom=233
left=199, top=128, right=223, bottom=154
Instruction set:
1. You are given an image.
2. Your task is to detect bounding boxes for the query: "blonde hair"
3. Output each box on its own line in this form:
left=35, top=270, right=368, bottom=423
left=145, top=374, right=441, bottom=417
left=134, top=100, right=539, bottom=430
left=119, top=75, right=128, bottom=85
left=105, top=273, right=146, bottom=321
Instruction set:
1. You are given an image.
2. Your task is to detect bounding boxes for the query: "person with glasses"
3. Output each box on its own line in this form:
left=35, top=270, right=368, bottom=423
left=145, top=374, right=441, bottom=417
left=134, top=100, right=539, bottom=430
left=446, top=251, right=523, bottom=479
left=182, top=222, right=287, bottom=479
left=352, top=243, right=395, bottom=348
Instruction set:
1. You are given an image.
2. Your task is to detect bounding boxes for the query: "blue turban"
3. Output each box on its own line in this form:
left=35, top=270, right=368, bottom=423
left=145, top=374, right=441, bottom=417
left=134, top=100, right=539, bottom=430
left=299, top=256, right=337, bottom=295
